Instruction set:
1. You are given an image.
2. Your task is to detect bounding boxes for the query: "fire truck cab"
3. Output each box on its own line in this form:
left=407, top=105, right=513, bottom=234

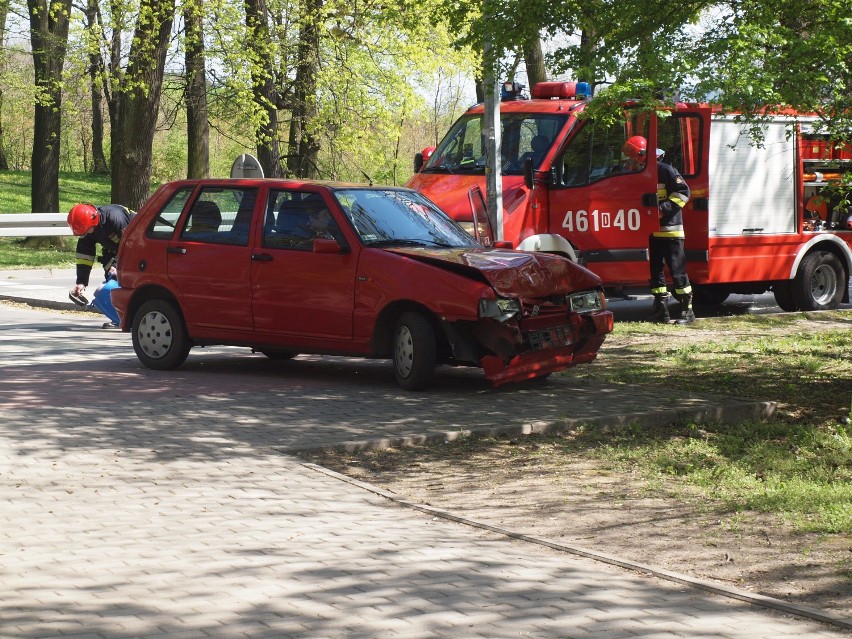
left=407, top=81, right=852, bottom=311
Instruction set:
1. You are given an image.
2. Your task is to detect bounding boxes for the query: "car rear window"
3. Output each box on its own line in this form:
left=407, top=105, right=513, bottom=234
left=148, top=187, right=193, bottom=240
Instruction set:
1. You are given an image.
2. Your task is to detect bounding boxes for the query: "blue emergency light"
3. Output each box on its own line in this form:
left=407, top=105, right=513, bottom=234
left=501, top=81, right=527, bottom=101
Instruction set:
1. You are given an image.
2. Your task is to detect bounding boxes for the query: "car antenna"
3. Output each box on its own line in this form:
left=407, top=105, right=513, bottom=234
left=360, top=170, right=374, bottom=186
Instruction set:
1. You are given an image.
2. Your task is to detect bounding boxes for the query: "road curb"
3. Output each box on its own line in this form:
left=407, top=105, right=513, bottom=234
left=0, top=294, right=91, bottom=313
left=280, top=398, right=777, bottom=454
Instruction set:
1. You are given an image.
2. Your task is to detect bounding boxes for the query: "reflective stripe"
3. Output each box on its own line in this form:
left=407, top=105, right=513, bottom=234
left=652, top=230, right=685, bottom=238
left=651, top=286, right=668, bottom=295
left=675, top=286, right=692, bottom=295
left=670, top=193, right=689, bottom=207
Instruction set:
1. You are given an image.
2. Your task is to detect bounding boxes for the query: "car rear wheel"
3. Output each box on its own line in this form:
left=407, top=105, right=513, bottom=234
left=393, top=312, right=437, bottom=391
left=132, top=299, right=191, bottom=370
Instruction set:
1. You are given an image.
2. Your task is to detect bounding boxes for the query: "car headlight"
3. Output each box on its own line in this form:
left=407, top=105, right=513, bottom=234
left=569, top=290, right=605, bottom=313
left=479, top=297, right=521, bottom=322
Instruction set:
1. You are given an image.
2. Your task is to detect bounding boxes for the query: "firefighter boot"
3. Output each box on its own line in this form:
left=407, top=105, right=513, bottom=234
left=675, top=293, right=695, bottom=325
left=650, top=294, right=672, bottom=324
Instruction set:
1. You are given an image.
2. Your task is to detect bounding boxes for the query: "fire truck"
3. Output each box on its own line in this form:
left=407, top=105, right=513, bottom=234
left=407, top=81, right=852, bottom=311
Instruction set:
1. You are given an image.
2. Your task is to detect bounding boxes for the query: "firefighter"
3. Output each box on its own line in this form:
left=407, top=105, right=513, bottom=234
left=621, top=136, right=694, bottom=324
left=66, top=203, right=134, bottom=328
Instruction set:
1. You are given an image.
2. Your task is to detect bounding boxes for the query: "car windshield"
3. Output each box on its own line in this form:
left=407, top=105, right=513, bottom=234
left=422, top=112, right=568, bottom=175
left=334, top=188, right=479, bottom=248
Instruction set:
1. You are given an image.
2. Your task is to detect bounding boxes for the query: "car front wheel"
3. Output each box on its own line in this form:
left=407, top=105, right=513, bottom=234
left=393, top=312, right=437, bottom=391
left=131, top=299, right=191, bottom=370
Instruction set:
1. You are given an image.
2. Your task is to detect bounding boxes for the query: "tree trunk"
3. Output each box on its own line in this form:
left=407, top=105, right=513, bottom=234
left=27, top=0, right=72, bottom=214
left=244, top=0, right=281, bottom=178
left=523, top=32, right=547, bottom=86
left=184, top=0, right=208, bottom=178
left=0, top=0, right=9, bottom=170
left=110, top=0, right=175, bottom=210
left=286, top=0, right=320, bottom=179
left=85, top=0, right=108, bottom=174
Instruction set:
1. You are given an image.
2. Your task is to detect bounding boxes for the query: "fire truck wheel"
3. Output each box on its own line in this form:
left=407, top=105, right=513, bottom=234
left=693, top=285, right=730, bottom=306
left=772, top=281, right=798, bottom=312
left=393, top=311, right=437, bottom=391
left=791, top=251, right=845, bottom=311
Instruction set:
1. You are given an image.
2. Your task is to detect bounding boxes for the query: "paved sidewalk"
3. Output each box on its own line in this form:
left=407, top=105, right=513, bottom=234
left=0, top=295, right=849, bottom=637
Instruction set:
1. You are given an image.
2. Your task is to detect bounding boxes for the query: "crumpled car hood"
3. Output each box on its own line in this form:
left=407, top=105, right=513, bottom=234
left=386, top=247, right=602, bottom=297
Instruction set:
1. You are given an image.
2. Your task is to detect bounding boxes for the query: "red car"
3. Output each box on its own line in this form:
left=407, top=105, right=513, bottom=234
left=112, top=180, right=613, bottom=390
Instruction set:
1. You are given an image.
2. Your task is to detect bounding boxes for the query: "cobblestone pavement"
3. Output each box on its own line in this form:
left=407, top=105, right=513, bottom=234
left=1, top=302, right=848, bottom=638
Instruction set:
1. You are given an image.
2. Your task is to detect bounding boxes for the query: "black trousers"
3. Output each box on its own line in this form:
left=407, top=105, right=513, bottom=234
left=649, top=235, right=690, bottom=291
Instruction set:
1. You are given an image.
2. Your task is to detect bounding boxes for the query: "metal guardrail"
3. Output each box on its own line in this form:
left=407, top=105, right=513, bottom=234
left=0, top=213, right=73, bottom=237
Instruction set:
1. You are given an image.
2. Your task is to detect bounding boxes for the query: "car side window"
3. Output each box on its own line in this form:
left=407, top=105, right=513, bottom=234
left=262, top=190, right=344, bottom=250
left=180, top=187, right=257, bottom=245
left=148, top=187, right=193, bottom=239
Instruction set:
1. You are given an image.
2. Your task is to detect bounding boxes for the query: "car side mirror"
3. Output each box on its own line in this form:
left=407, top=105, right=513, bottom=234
left=414, top=152, right=424, bottom=173
left=313, top=238, right=343, bottom=254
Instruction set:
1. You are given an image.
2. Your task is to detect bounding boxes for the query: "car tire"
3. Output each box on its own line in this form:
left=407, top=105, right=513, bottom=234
left=791, top=251, right=844, bottom=311
left=393, top=312, right=437, bottom=391
left=131, top=299, right=191, bottom=370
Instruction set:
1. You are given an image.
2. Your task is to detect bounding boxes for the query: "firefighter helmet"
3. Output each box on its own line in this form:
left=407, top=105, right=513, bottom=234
left=622, top=136, right=648, bottom=162
left=67, top=203, right=99, bottom=236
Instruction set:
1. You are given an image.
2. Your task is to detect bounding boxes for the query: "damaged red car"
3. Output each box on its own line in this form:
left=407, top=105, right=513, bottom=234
left=112, top=180, right=613, bottom=390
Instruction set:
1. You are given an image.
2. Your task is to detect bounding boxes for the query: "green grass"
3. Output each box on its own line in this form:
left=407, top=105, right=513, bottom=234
left=0, top=171, right=113, bottom=269
left=0, top=170, right=112, bottom=214
left=558, top=314, right=852, bottom=534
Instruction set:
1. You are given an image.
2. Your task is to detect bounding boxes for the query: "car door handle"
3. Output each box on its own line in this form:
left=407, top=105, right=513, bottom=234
left=167, top=246, right=187, bottom=254
left=251, top=253, right=273, bottom=262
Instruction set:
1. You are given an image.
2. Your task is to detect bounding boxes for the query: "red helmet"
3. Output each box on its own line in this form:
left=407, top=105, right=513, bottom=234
left=67, top=203, right=99, bottom=236
left=622, top=136, right=648, bottom=162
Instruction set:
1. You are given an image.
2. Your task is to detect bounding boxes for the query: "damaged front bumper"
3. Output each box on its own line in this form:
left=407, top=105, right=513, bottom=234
left=478, top=310, right=614, bottom=387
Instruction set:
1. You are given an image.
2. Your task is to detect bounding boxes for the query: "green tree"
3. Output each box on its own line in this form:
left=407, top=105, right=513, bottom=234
left=184, top=0, right=208, bottom=178
left=108, top=0, right=175, bottom=209
left=0, top=0, right=9, bottom=170
left=27, top=0, right=72, bottom=215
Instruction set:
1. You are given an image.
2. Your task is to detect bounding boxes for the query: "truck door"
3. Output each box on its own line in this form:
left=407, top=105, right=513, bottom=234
left=547, top=112, right=659, bottom=287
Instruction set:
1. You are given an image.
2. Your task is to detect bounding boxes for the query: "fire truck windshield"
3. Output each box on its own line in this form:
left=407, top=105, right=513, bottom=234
left=422, top=113, right=568, bottom=175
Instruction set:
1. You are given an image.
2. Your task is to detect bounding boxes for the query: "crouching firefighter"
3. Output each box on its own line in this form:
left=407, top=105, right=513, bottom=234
left=623, top=137, right=695, bottom=325
left=66, top=203, right=134, bottom=328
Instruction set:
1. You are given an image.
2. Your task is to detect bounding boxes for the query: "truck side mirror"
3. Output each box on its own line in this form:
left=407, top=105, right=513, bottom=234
left=523, top=157, right=535, bottom=190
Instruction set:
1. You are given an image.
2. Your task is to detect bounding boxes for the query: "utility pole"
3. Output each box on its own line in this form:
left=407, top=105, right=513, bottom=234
left=482, top=42, right=503, bottom=240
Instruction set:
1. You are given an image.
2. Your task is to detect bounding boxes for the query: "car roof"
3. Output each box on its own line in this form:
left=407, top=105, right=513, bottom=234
left=161, top=178, right=416, bottom=193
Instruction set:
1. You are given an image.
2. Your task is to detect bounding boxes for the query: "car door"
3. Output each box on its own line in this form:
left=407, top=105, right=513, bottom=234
left=548, top=112, right=660, bottom=287
left=250, top=188, right=357, bottom=339
left=166, top=186, right=258, bottom=331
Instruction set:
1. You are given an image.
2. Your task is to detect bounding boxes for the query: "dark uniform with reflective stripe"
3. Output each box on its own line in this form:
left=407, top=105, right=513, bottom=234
left=75, top=204, right=134, bottom=287
left=649, top=161, right=693, bottom=323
